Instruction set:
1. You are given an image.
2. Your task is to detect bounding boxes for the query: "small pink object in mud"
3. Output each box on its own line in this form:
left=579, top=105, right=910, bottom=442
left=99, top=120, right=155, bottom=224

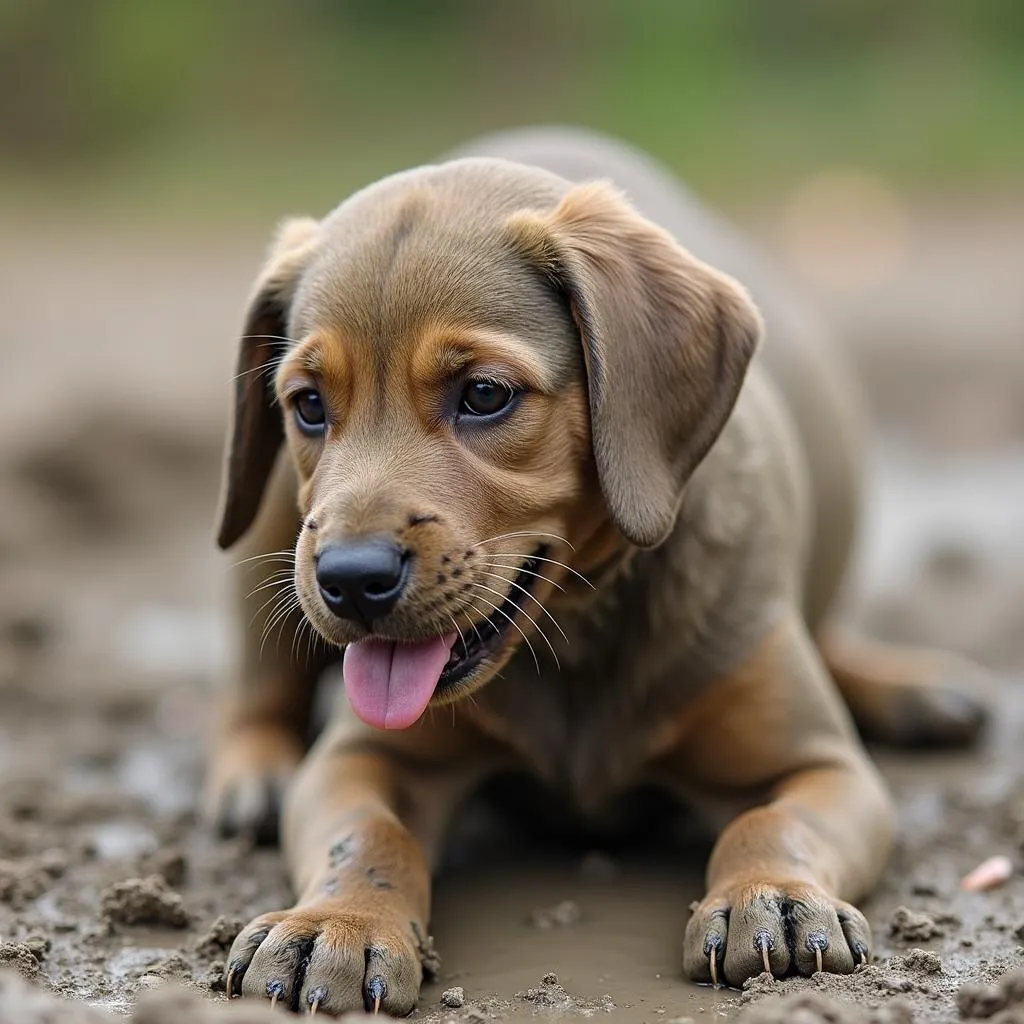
left=961, top=854, right=1014, bottom=891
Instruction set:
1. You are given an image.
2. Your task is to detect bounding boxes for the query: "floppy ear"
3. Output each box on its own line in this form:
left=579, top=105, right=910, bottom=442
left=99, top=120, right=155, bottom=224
left=509, top=182, right=763, bottom=548
left=216, top=216, right=320, bottom=550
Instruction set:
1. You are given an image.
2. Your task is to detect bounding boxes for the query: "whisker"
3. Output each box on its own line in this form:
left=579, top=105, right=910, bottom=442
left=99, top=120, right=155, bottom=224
left=486, top=552, right=595, bottom=589
left=229, top=361, right=281, bottom=385
left=446, top=614, right=468, bottom=659
left=291, top=612, right=307, bottom=664
left=293, top=611, right=325, bottom=666
left=250, top=585, right=297, bottom=628
left=466, top=581, right=560, bottom=671
left=230, top=550, right=295, bottom=570
left=475, top=562, right=565, bottom=593
left=239, top=333, right=300, bottom=345
left=472, top=531, right=574, bottom=551
left=473, top=570, right=569, bottom=644
left=260, top=593, right=301, bottom=660
left=245, top=572, right=297, bottom=601
left=465, top=596, right=540, bottom=676
left=309, top=618, right=330, bottom=664
left=298, top=615, right=314, bottom=665
left=461, top=610, right=485, bottom=649
left=257, top=587, right=296, bottom=635
left=227, top=335, right=298, bottom=386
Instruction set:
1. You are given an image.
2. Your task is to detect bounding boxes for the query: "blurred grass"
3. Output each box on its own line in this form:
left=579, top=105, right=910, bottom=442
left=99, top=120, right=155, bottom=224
left=1, top=0, right=1022, bottom=221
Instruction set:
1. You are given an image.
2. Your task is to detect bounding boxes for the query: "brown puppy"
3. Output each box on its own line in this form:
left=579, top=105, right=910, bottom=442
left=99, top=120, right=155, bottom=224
left=205, top=127, right=987, bottom=1015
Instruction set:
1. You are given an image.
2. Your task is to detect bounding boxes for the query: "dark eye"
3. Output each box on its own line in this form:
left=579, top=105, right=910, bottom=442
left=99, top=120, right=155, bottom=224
left=293, top=389, right=326, bottom=433
left=459, top=379, right=515, bottom=418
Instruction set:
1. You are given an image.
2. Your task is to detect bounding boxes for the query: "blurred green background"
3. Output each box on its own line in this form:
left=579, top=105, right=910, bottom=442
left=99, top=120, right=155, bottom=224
left=2, top=0, right=1022, bottom=221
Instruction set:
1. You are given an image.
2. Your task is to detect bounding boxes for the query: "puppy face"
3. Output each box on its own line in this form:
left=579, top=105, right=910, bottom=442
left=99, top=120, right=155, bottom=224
left=217, top=159, right=762, bottom=729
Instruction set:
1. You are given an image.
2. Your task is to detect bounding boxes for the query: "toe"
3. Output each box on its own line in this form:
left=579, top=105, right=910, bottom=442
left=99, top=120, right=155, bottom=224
left=242, top=919, right=318, bottom=1007
left=836, top=900, right=872, bottom=966
left=295, top=921, right=367, bottom=1014
left=225, top=912, right=289, bottom=997
left=683, top=899, right=729, bottom=986
left=722, top=885, right=791, bottom=985
left=786, top=888, right=854, bottom=976
left=365, top=938, right=421, bottom=1014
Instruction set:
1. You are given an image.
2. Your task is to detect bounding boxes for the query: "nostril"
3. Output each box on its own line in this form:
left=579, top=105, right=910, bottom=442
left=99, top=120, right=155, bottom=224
left=314, top=539, right=410, bottom=622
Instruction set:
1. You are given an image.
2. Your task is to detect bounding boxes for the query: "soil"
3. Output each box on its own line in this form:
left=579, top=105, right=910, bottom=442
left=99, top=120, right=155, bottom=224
left=0, top=203, right=1022, bottom=1022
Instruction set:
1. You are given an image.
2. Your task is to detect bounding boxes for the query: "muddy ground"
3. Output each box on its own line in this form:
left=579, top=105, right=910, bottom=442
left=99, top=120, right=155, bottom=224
left=0, top=201, right=1022, bottom=1023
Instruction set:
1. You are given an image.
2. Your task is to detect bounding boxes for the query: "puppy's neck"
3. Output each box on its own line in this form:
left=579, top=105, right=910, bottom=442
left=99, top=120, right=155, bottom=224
left=559, top=498, right=634, bottom=607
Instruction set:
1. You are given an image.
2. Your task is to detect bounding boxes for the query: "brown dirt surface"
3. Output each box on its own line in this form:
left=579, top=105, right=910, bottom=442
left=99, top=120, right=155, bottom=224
left=0, top=205, right=1022, bottom=1022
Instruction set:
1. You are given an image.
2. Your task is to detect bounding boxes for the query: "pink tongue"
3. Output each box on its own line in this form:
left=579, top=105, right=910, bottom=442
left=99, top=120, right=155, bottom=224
left=343, top=633, right=458, bottom=730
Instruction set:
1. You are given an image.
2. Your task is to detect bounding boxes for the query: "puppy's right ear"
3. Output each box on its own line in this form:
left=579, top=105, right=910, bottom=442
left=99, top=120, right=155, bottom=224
left=216, top=217, right=320, bottom=550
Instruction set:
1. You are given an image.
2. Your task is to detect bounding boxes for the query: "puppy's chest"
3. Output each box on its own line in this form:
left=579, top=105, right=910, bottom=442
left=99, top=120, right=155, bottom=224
left=471, top=666, right=675, bottom=812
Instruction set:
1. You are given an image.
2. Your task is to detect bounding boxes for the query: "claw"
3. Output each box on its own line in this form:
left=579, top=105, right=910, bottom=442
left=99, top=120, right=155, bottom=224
left=805, top=931, right=828, bottom=975
left=860, top=950, right=868, bottom=966
left=308, top=987, right=326, bottom=1015
left=267, top=980, right=285, bottom=1008
left=703, top=931, right=724, bottom=989
left=225, top=967, right=235, bottom=999
left=366, top=976, right=386, bottom=1015
left=754, top=929, right=773, bottom=977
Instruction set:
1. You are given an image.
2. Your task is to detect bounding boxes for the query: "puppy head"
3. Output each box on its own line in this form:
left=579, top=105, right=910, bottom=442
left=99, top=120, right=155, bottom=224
left=216, top=161, right=761, bottom=729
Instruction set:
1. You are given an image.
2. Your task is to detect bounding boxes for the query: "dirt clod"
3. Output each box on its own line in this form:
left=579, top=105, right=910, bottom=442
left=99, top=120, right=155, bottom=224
left=21, top=936, right=49, bottom=962
left=958, top=980, right=1008, bottom=1018
left=0, top=970, right=105, bottom=1023
left=0, top=943, right=43, bottom=982
left=100, top=874, right=189, bottom=928
left=735, top=990, right=915, bottom=1024
left=139, top=849, right=187, bottom=887
left=194, top=915, right=243, bottom=957
left=890, top=905, right=946, bottom=942
left=888, top=949, right=944, bottom=975
left=957, top=967, right=1024, bottom=1020
left=0, top=858, right=52, bottom=908
left=441, top=986, right=466, bottom=1008
left=130, top=982, right=282, bottom=1022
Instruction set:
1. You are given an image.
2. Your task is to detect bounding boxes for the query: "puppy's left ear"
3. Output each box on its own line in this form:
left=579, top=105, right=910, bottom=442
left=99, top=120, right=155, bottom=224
left=509, top=182, right=762, bottom=548
left=216, top=216, right=320, bottom=550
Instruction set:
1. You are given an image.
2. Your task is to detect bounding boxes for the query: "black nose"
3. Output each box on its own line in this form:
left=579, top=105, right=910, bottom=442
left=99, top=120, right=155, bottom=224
left=315, top=538, right=409, bottom=624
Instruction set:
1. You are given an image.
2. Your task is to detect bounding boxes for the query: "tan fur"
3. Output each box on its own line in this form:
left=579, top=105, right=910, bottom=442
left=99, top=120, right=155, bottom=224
left=206, top=128, right=988, bottom=1014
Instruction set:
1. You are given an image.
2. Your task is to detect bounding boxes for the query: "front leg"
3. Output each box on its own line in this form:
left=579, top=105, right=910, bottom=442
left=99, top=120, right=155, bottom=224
left=205, top=460, right=327, bottom=842
left=226, top=716, right=489, bottom=1016
left=666, top=612, right=894, bottom=987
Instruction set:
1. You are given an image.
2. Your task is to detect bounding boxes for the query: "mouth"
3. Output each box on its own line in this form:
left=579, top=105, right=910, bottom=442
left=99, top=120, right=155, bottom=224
left=339, top=545, right=549, bottom=731
left=436, top=544, right=548, bottom=694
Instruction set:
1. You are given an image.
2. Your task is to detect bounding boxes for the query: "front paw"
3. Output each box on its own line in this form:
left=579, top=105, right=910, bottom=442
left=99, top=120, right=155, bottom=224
left=203, top=724, right=304, bottom=844
left=226, top=899, right=427, bottom=1015
left=683, top=880, right=871, bottom=988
